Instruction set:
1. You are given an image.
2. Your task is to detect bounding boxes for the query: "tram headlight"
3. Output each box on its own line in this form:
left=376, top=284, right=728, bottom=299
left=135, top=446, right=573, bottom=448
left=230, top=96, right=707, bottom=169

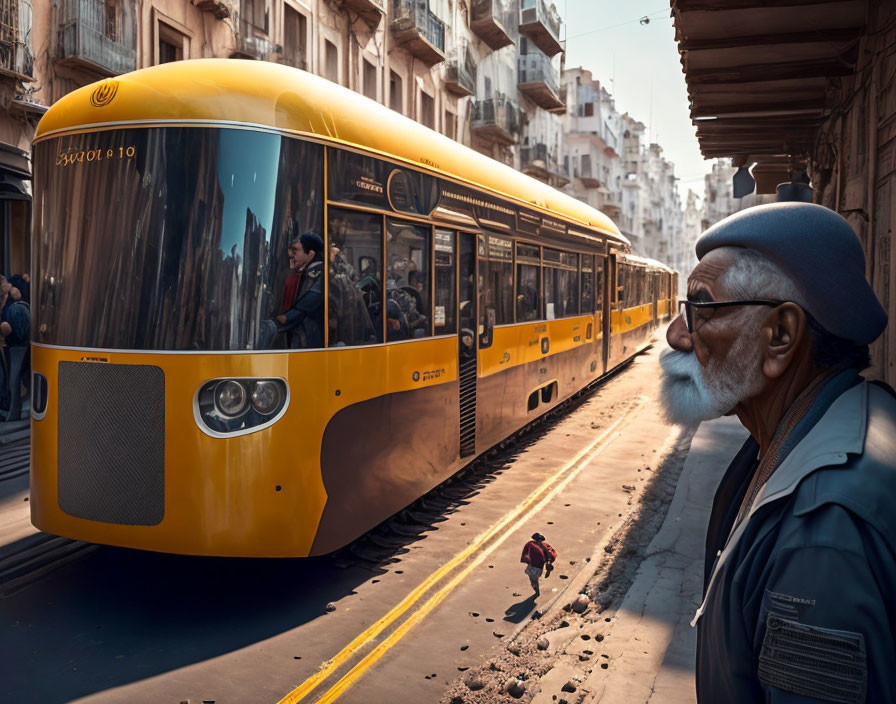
left=196, top=377, right=289, bottom=437
left=214, top=380, right=249, bottom=418
left=249, top=380, right=282, bottom=416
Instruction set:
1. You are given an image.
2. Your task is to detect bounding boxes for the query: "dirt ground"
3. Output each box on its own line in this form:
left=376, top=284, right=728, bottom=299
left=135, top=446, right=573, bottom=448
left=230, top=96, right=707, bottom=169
left=440, top=421, right=698, bottom=704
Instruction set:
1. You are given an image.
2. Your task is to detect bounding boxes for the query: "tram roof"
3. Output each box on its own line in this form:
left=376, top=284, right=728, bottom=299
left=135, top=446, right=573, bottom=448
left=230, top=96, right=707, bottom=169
left=35, top=59, right=626, bottom=247
left=619, top=253, right=675, bottom=273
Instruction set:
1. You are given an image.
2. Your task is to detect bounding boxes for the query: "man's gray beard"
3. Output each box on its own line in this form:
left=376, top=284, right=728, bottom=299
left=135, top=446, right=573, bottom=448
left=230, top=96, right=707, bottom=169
left=658, top=330, right=766, bottom=426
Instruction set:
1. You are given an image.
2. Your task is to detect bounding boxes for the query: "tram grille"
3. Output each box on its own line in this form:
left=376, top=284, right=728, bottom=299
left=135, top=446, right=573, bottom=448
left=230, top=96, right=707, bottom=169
left=58, top=362, right=165, bottom=526
left=459, top=355, right=477, bottom=457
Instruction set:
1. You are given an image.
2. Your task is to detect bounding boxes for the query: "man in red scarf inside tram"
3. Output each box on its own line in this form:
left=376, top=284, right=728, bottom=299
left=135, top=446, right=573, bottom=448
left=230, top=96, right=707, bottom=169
left=660, top=202, right=896, bottom=703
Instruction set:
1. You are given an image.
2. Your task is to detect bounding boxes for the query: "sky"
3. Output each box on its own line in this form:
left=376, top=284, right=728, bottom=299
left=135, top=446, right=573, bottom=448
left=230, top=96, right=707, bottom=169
left=561, top=1, right=713, bottom=201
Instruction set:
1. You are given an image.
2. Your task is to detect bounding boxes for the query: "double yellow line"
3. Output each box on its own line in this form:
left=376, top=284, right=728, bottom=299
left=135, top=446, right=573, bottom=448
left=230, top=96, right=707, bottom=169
left=278, top=400, right=643, bottom=704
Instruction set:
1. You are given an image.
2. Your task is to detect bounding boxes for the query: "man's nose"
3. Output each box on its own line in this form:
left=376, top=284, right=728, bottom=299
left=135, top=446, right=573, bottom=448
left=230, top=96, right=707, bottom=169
left=666, top=313, right=693, bottom=352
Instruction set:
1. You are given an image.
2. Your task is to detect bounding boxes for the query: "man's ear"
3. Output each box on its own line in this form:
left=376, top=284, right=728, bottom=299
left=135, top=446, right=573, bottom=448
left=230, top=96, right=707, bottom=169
left=761, top=303, right=807, bottom=378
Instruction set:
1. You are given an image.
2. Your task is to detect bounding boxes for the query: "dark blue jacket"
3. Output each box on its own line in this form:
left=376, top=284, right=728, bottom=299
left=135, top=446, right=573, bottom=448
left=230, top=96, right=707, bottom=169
left=280, top=260, right=324, bottom=349
left=696, top=377, right=896, bottom=703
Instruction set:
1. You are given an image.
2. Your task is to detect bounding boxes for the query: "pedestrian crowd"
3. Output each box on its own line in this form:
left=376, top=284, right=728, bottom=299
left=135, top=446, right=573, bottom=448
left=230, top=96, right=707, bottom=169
left=0, top=272, right=30, bottom=423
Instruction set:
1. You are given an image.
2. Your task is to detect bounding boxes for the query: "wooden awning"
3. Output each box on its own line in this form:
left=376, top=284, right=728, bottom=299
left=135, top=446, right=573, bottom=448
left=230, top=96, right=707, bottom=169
left=672, top=0, right=867, bottom=189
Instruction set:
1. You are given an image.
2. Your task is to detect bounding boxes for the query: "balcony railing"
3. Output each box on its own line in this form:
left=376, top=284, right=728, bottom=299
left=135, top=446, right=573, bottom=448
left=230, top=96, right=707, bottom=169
left=520, top=0, right=562, bottom=57
left=518, top=47, right=564, bottom=113
left=276, top=45, right=306, bottom=70
left=471, top=96, right=518, bottom=146
left=444, top=44, right=476, bottom=97
left=343, top=0, right=385, bottom=29
left=58, top=0, right=136, bottom=75
left=232, top=21, right=281, bottom=60
left=391, top=0, right=445, bottom=66
left=520, top=142, right=567, bottom=186
left=470, top=0, right=515, bottom=51
left=192, top=0, right=235, bottom=19
left=0, top=0, right=33, bottom=80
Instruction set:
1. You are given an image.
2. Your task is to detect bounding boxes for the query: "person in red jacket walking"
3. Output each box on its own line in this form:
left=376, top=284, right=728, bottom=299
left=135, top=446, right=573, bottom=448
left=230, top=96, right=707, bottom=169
left=520, top=532, right=557, bottom=597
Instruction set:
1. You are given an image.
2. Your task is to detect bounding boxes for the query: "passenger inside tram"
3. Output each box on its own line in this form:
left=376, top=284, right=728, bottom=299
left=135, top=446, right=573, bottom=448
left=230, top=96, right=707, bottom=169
left=328, top=245, right=377, bottom=347
left=259, top=232, right=325, bottom=350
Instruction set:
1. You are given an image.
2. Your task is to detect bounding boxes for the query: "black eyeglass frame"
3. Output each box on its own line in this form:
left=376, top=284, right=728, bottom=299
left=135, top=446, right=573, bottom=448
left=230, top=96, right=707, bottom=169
left=678, top=299, right=784, bottom=333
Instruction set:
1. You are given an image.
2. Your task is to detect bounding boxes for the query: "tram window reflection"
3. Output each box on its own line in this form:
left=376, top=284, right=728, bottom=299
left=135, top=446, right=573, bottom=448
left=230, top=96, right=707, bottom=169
left=543, top=249, right=578, bottom=319
left=327, top=208, right=382, bottom=346
left=386, top=219, right=431, bottom=340
left=34, top=127, right=324, bottom=351
left=479, top=234, right=513, bottom=329
left=434, top=229, right=457, bottom=335
left=516, top=243, right=540, bottom=322
left=581, top=255, right=594, bottom=314
left=595, top=258, right=605, bottom=313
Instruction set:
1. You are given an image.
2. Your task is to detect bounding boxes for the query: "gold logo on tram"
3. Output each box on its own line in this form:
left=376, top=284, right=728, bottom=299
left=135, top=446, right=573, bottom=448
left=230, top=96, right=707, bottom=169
left=90, top=81, right=119, bottom=108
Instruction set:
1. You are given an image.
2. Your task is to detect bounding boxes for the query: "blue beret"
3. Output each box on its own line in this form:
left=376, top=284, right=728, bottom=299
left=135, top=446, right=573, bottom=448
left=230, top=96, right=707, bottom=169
left=695, top=202, right=887, bottom=345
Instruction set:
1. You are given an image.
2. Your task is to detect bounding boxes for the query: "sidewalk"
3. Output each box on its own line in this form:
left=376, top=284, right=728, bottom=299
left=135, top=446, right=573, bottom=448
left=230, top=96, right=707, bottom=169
left=583, top=415, right=748, bottom=704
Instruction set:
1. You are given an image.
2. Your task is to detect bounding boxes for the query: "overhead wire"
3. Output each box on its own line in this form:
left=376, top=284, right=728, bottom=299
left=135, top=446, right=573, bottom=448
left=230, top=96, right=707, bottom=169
left=565, top=7, right=670, bottom=42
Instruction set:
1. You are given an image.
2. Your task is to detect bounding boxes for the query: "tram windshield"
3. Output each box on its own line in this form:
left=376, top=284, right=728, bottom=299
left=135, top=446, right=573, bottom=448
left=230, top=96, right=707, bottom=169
left=33, top=127, right=323, bottom=350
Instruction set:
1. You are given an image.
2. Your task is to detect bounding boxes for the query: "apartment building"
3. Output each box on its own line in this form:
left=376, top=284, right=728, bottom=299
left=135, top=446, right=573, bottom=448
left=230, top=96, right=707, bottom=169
left=0, top=0, right=578, bottom=277
left=561, top=67, right=624, bottom=228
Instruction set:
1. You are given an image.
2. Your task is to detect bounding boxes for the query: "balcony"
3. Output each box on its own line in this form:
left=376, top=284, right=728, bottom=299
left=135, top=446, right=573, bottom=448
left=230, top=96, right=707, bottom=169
left=518, top=48, right=564, bottom=113
left=519, top=0, right=562, bottom=57
left=578, top=154, right=600, bottom=188
left=391, top=0, right=445, bottom=67
left=471, top=0, right=514, bottom=52
left=343, top=0, right=385, bottom=29
left=232, top=21, right=282, bottom=60
left=274, top=45, right=306, bottom=71
left=58, top=0, right=136, bottom=76
left=0, top=0, right=33, bottom=81
left=191, top=0, right=234, bottom=19
left=471, top=96, right=518, bottom=146
left=521, top=142, right=565, bottom=185
left=444, top=45, right=476, bottom=97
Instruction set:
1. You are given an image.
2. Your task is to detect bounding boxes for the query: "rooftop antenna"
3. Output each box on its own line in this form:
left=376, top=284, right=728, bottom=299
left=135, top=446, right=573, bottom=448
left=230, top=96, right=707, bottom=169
left=611, top=55, right=615, bottom=95
left=648, top=81, right=654, bottom=144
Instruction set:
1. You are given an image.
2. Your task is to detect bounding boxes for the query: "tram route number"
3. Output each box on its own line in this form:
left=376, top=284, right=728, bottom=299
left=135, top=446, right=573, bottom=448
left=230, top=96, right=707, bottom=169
left=412, top=368, right=445, bottom=382
left=56, top=146, right=136, bottom=167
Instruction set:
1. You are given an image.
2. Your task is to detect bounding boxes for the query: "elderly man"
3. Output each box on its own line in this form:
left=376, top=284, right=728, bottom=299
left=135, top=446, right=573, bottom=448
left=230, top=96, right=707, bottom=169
left=660, top=202, right=896, bottom=703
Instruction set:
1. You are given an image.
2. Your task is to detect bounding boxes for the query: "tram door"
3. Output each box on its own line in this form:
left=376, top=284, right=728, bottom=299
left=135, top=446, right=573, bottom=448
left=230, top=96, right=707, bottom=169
left=458, top=232, right=478, bottom=458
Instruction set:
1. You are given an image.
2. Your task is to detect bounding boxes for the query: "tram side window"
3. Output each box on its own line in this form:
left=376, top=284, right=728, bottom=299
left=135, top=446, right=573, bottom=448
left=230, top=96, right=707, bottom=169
left=617, top=264, right=627, bottom=308
left=327, top=208, right=382, bottom=346
left=434, top=229, right=457, bottom=334
left=595, top=258, right=605, bottom=313
left=543, top=249, right=578, bottom=319
left=581, top=255, right=594, bottom=314
left=563, top=252, right=579, bottom=317
left=479, top=234, right=514, bottom=328
left=516, top=242, right=540, bottom=322
left=386, top=219, right=431, bottom=340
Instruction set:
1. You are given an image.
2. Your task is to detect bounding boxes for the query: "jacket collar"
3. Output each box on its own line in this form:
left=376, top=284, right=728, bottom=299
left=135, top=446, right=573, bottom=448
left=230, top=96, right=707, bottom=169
left=691, top=380, right=868, bottom=628
left=747, top=380, right=867, bottom=517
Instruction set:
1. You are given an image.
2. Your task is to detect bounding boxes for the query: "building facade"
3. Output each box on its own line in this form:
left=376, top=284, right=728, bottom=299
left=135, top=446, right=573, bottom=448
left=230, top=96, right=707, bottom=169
left=560, top=66, right=687, bottom=274
left=1, top=0, right=580, bottom=278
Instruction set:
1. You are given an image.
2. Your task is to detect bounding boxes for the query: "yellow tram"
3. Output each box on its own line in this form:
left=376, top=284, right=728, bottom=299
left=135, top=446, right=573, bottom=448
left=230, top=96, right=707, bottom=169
left=29, top=60, right=676, bottom=556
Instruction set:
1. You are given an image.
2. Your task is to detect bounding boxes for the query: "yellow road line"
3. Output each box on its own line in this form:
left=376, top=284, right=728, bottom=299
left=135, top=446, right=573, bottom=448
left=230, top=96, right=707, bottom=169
left=311, top=401, right=643, bottom=704
left=277, top=401, right=641, bottom=704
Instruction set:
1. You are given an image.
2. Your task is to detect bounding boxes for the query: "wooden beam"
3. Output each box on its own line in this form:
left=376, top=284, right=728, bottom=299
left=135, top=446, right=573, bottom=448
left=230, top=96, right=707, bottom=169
left=690, top=98, right=827, bottom=117
left=680, top=27, right=862, bottom=52
left=686, top=57, right=856, bottom=84
left=675, top=0, right=861, bottom=11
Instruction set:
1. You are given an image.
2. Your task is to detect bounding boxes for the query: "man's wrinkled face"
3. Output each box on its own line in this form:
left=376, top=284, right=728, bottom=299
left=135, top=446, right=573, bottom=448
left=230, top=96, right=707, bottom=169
left=659, top=250, right=767, bottom=425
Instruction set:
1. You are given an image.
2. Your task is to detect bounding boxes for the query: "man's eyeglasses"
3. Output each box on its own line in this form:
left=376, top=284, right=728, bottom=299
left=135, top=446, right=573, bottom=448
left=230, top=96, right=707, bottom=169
left=678, top=299, right=783, bottom=334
